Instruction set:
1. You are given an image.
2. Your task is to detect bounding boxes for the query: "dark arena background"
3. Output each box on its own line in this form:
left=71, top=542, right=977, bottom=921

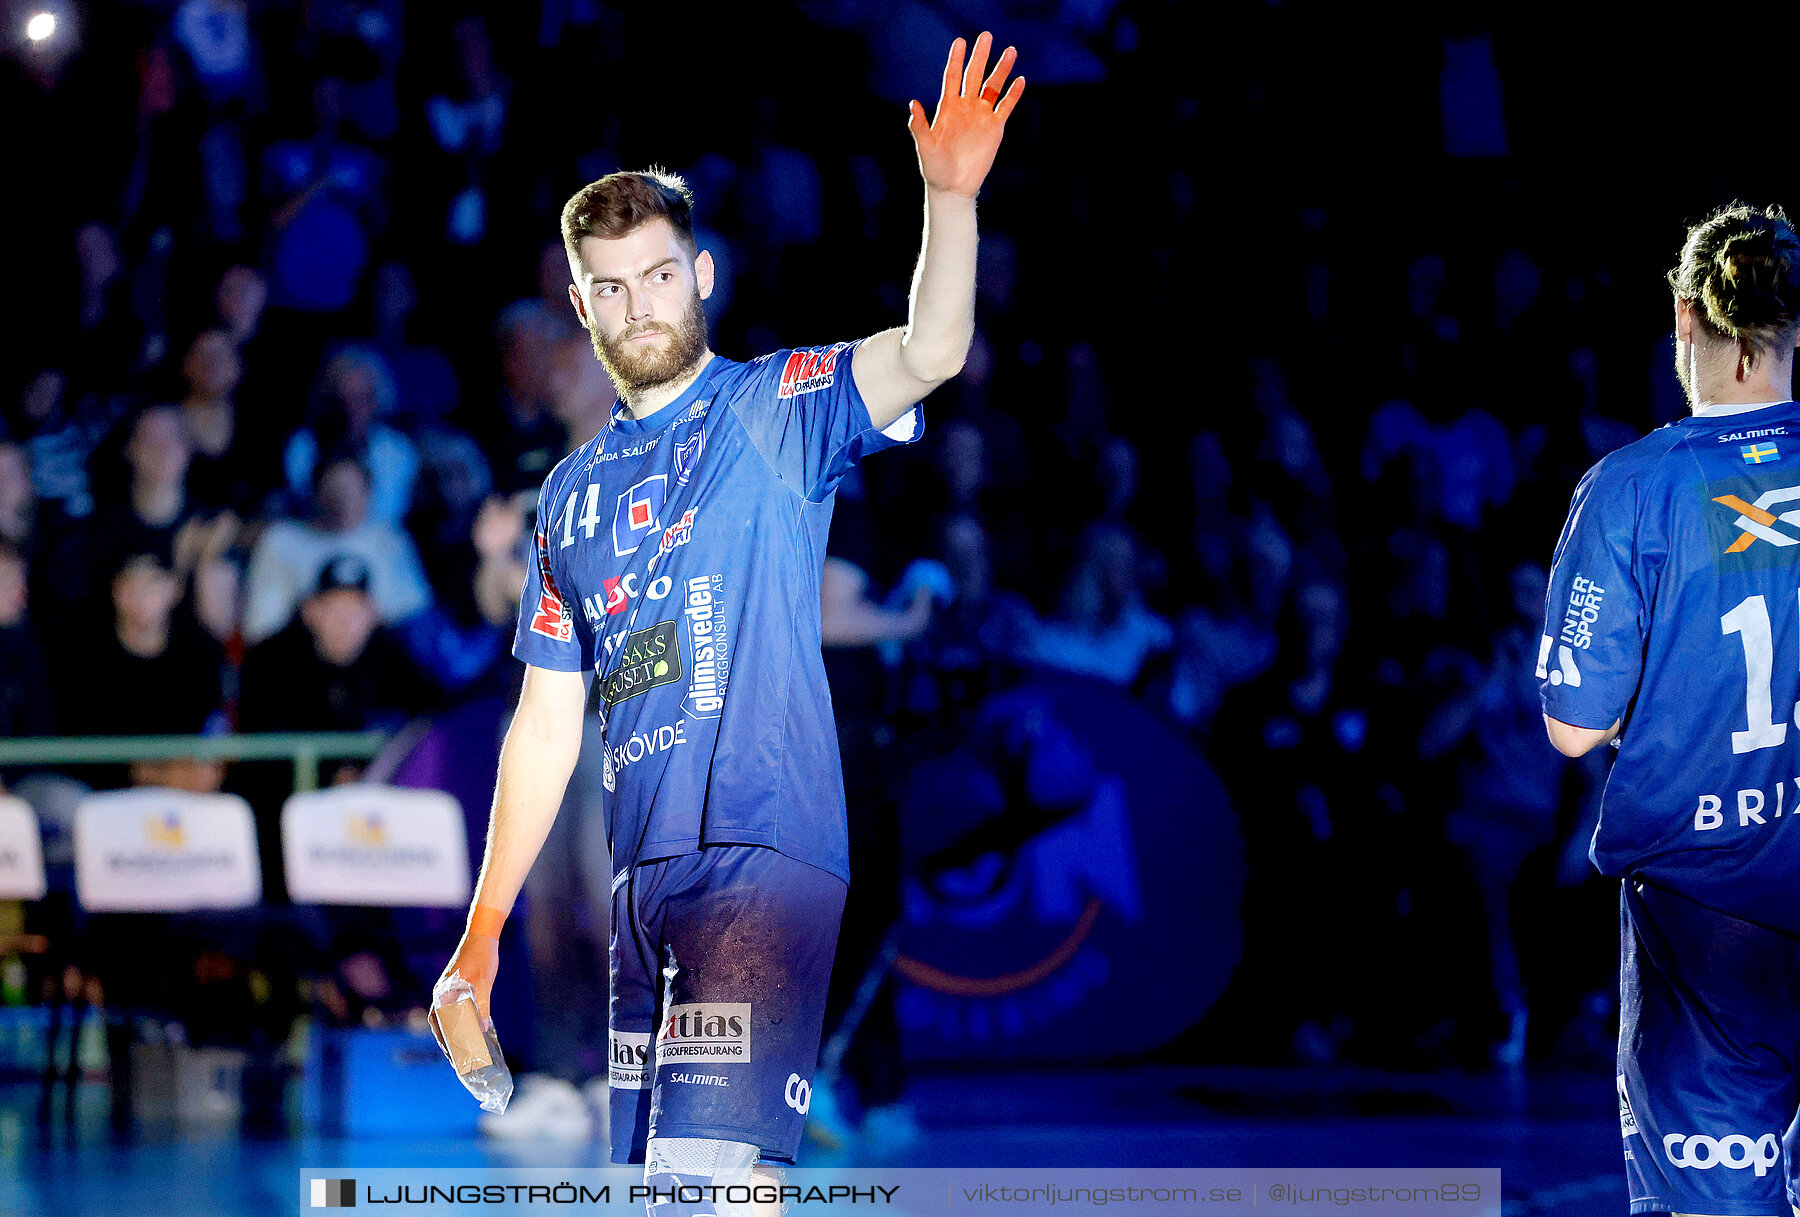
left=0, top=3, right=1783, bottom=1215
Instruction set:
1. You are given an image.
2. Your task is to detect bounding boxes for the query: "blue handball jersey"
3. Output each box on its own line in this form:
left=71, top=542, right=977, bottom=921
left=1542, top=400, right=1800, bottom=934
left=512, top=344, right=921, bottom=884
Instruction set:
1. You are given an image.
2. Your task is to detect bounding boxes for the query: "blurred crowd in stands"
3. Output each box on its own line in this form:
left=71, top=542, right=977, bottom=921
left=1, top=0, right=1724, bottom=1105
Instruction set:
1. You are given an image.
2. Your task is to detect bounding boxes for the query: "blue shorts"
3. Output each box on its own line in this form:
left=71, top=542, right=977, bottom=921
left=607, top=844, right=846, bottom=1165
left=1618, top=879, right=1800, bottom=1214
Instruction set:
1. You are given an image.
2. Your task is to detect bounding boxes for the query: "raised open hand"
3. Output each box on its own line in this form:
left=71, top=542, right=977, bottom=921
left=908, top=32, right=1025, bottom=199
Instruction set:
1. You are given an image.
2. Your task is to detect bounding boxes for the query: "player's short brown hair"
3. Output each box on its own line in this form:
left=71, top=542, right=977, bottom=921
left=1669, top=202, right=1800, bottom=371
left=560, top=169, right=697, bottom=267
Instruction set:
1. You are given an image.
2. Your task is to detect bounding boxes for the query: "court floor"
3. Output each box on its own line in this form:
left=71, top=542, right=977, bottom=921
left=0, top=1065, right=1625, bottom=1216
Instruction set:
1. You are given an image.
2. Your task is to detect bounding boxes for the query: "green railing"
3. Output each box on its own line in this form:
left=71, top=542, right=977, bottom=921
left=0, top=732, right=390, bottom=793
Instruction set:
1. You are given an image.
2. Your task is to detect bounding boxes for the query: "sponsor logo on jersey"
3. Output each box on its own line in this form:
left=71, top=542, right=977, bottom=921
left=1719, top=427, right=1789, bottom=444
left=608, top=719, right=687, bottom=775
left=1712, top=484, right=1800, bottom=552
left=683, top=574, right=730, bottom=720
left=589, top=572, right=676, bottom=622
left=598, top=435, right=661, bottom=464
left=1559, top=574, right=1604, bottom=651
left=613, top=475, right=668, bottom=557
left=1663, top=1131, right=1780, bottom=1176
left=784, top=1073, right=811, bottom=1114
left=1616, top=1075, right=1638, bottom=1138
left=655, top=1002, right=751, bottom=1063
left=608, top=1029, right=651, bottom=1089
left=600, top=620, right=682, bottom=707
left=529, top=529, right=574, bottom=641
left=777, top=343, right=849, bottom=398
left=647, top=508, right=697, bottom=568
left=1744, top=443, right=1782, bottom=464
left=1541, top=573, right=1602, bottom=687
left=1536, top=633, right=1582, bottom=687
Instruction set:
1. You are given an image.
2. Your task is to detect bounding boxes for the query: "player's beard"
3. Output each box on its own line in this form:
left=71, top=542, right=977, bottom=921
left=589, top=289, right=709, bottom=399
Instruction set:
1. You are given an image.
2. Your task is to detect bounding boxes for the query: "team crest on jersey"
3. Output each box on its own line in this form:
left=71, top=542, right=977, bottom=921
left=777, top=344, right=849, bottom=398
left=529, top=529, right=573, bottom=641
left=673, top=425, right=704, bottom=486
left=613, top=475, right=668, bottom=557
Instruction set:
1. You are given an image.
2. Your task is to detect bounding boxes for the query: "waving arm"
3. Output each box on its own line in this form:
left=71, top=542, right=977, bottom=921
left=854, top=33, right=1026, bottom=430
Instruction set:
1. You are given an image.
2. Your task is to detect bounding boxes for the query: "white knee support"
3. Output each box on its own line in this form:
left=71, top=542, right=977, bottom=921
left=643, top=1137, right=785, bottom=1216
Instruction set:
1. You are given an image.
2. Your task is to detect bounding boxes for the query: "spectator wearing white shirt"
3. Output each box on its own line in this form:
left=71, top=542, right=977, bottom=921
left=242, top=455, right=429, bottom=643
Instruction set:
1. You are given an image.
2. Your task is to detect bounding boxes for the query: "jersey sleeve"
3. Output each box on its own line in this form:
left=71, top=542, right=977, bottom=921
left=1538, top=456, right=1647, bottom=729
left=724, top=341, right=924, bottom=502
left=511, top=476, right=593, bottom=673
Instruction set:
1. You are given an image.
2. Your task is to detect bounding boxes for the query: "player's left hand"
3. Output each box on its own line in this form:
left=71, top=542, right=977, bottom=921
left=908, top=32, right=1025, bottom=199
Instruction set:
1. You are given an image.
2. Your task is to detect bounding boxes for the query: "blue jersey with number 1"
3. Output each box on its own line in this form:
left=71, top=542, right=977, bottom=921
left=1542, top=400, right=1800, bottom=933
left=511, top=346, right=922, bottom=885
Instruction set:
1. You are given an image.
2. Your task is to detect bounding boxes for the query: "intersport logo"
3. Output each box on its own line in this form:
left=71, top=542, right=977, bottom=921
left=1663, top=1131, right=1780, bottom=1176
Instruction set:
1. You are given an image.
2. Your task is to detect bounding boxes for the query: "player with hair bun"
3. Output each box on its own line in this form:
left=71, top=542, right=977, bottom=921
left=1543, top=202, right=1800, bottom=1215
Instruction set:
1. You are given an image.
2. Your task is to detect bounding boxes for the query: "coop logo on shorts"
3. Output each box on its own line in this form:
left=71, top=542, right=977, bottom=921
left=784, top=1073, right=811, bottom=1114
left=310, top=1178, right=355, bottom=1207
left=655, top=1003, right=751, bottom=1063
left=608, top=1029, right=651, bottom=1089
left=1663, top=1131, right=1780, bottom=1176
left=777, top=343, right=849, bottom=398
left=683, top=574, right=730, bottom=720
left=613, top=475, right=668, bottom=557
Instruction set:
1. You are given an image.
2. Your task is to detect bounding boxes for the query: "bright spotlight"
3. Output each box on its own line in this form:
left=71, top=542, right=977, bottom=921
left=25, top=12, right=55, bottom=42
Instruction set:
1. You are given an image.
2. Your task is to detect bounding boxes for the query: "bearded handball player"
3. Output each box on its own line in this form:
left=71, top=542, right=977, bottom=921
left=432, top=32, right=1024, bottom=1217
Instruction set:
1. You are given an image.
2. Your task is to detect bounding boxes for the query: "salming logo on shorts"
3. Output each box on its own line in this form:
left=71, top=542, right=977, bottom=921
left=1616, top=1075, right=1637, bottom=1138
left=609, top=1030, right=651, bottom=1089
left=1662, top=1132, right=1780, bottom=1176
left=655, top=1002, right=752, bottom=1064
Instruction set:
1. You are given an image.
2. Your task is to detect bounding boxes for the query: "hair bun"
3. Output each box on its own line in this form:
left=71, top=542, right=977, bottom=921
left=1719, top=228, right=1780, bottom=288
left=1670, top=202, right=1800, bottom=350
